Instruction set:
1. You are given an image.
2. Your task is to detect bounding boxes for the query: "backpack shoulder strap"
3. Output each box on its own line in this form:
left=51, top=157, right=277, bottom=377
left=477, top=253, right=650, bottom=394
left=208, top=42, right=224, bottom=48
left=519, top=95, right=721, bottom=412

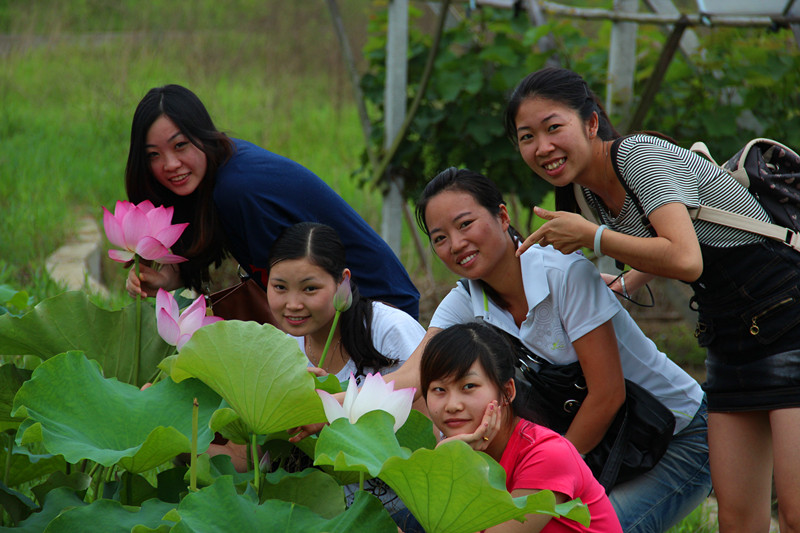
left=690, top=140, right=749, bottom=188
left=573, top=183, right=600, bottom=225
left=609, top=137, right=657, bottom=238
left=688, top=138, right=800, bottom=252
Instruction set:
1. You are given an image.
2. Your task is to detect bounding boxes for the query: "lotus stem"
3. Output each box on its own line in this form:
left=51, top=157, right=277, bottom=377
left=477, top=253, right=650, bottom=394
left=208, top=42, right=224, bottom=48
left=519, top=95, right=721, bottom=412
left=87, top=460, right=102, bottom=480
left=251, top=433, right=259, bottom=492
left=318, top=310, right=341, bottom=368
left=2, top=433, right=12, bottom=487
left=190, top=397, right=198, bottom=492
left=125, top=470, right=132, bottom=505
left=133, top=256, right=142, bottom=388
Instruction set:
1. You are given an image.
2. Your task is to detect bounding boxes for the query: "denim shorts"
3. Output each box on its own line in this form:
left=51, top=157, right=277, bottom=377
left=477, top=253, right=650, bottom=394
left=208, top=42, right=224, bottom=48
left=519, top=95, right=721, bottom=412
left=691, top=241, right=800, bottom=411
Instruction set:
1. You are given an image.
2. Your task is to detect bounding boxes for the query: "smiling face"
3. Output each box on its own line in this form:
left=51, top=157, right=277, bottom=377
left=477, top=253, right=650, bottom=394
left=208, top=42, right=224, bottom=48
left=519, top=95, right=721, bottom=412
left=146, top=115, right=208, bottom=196
left=514, top=96, right=598, bottom=188
left=267, top=257, right=340, bottom=338
left=424, top=190, right=511, bottom=281
left=426, top=359, right=509, bottom=439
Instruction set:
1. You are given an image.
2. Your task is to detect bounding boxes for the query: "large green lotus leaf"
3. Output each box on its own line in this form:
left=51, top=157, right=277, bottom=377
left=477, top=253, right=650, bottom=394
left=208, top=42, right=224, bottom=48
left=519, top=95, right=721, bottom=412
left=31, top=471, right=91, bottom=504
left=42, top=498, right=176, bottom=532
left=261, top=468, right=344, bottom=518
left=0, top=445, right=66, bottom=488
left=12, top=352, right=220, bottom=473
left=379, top=440, right=590, bottom=533
left=396, top=408, right=438, bottom=451
left=0, top=482, right=37, bottom=527
left=0, top=487, right=85, bottom=533
left=170, top=321, right=326, bottom=435
left=0, top=291, right=174, bottom=385
left=314, top=373, right=343, bottom=394
left=168, top=476, right=396, bottom=533
left=314, top=410, right=411, bottom=477
left=190, top=453, right=251, bottom=489
left=207, top=407, right=251, bottom=444
left=0, top=362, right=32, bottom=432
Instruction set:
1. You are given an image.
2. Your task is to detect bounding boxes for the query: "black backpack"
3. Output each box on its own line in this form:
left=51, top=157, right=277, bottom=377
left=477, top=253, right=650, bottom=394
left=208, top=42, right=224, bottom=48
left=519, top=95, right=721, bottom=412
left=575, top=137, right=800, bottom=253
left=690, top=138, right=800, bottom=250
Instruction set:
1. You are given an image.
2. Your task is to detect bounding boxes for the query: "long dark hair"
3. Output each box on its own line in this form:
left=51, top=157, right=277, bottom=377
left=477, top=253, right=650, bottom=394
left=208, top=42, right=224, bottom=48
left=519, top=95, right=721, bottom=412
left=267, top=222, right=399, bottom=377
left=415, top=167, right=521, bottom=309
left=503, top=67, right=620, bottom=213
left=420, top=323, right=541, bottom=423
left=125, top=84, right=234, bottom=292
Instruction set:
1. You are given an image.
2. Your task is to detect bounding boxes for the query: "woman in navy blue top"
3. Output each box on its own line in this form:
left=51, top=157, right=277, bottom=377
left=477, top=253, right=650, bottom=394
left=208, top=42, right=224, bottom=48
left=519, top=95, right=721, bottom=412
left=123, top=84, right=419, bottom=319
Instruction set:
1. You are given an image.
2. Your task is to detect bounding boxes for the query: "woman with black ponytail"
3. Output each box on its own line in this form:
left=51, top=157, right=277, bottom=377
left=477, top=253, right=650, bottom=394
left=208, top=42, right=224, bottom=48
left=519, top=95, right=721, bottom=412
left=506, top=67, right=800, bottom=533
left=266, top=222, right=426, bottom=532
left=267, top=222, right=425, bottom=384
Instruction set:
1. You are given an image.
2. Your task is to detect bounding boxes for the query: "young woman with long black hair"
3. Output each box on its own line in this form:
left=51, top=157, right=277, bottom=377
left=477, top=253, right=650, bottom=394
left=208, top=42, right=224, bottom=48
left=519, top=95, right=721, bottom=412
left=505, top=67, right=800, bottom=533
left=123, top=84, right=419, bottom=319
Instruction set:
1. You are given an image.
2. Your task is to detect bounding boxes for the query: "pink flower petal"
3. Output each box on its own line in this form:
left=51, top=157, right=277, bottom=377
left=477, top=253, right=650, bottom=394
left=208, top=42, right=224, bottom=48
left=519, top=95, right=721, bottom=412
left=154, top=222, right=189, bottom=248
left=202, top=315, right=224, bottom=327
left=378, top=386, right=416, bottom=431
left=122, top=206, right=151, bottom=250
left=156, top=253, right=188, bottom=264
left=115, top=200, right=134, bottom=218
left=176, top=333, right=193, bottom=352
left=156, top=289, right=179, bottom=318
left=178, top=305, right=206, bottom=336
left=349, top=373, right=391, bottom=423
left=157, top=308, right=181, bottom=346
left=108, top=249, right=134, bottom=263
left=136, top=200, right=156, bottom=213
left=317, top=390, right=347, bottom=424
left=102, top=206, right=126, bottom=248
left=182, top=294, right=207, bottom=316
left=145, top=205, right=173, bottom=229
left=135, top=236, right=171, bottom=261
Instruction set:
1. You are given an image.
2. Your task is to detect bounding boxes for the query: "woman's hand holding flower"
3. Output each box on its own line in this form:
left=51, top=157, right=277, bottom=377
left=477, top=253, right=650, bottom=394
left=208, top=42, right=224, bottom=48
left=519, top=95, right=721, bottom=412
left=126, top=263, right=183, bottom=298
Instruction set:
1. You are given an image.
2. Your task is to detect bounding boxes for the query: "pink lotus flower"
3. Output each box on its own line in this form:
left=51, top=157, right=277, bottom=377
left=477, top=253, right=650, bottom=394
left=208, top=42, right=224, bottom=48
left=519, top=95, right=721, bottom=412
left=103, top=200, right=188, bottom=264
left=156, top=289, right=222, bottom=351
left=317, top=372, right=415, bottom=433
left=333, top=271, right=353, bottom=313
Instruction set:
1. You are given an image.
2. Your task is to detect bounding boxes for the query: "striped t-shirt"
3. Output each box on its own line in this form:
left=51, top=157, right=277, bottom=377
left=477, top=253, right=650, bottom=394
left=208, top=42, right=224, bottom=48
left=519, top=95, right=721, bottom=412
left=582, top=134, right=770, bottom=248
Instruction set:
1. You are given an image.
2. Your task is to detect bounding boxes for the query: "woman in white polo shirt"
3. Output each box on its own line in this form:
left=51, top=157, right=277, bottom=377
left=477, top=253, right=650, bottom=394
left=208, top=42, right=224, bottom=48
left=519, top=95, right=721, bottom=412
left=411, top=167, right=710, bottom=533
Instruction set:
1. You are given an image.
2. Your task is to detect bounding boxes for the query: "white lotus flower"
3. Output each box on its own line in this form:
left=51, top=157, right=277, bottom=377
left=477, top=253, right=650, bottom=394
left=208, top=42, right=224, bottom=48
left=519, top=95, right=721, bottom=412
left=316, top=372, right=415, bottom=433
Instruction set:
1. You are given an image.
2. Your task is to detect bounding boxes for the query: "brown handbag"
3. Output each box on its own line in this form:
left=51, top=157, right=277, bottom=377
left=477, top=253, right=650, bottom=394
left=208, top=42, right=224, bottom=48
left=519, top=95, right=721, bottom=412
left=207, top=276, right=278, bottom=326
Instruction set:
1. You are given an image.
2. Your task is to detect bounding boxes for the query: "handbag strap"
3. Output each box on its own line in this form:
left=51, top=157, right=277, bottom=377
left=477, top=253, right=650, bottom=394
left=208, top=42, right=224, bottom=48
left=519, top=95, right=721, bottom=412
left=595, top=402, right=631, bottom=492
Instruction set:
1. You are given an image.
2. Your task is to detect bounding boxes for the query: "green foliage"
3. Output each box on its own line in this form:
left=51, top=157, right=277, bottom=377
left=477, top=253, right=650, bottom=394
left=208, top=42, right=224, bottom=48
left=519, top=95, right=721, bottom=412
left=641, top=28, right=800, bottom=155
left=360, top=5, right=800, bottom=207
left=315, top=414, right=590, bottom=533
left=0, top=0, right=381, bottom=292
left=665, top=502, right=717, bottom=532
left=0, top=291, right=174, bottom=385
left=360, top=7, right=553, bottom=208
left=170, top=321, right=328, bottom=436
left=12, top=352, right=219, bottom=473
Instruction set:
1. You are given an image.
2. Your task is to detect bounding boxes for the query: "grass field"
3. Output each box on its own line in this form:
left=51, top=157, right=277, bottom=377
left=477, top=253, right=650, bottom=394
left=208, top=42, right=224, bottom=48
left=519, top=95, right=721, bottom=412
left=1, top=0, right=449, bottom=301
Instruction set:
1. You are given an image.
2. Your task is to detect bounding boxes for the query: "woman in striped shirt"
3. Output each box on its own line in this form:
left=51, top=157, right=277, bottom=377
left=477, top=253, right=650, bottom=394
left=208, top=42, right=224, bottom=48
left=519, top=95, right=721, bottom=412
left=505, top=67, right=800, bottom=533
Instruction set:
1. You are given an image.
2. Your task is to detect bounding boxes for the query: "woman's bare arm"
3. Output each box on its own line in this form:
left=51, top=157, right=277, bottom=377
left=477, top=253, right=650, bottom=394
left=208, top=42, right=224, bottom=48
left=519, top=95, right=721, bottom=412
left=563, top=320, right=626, bottom=455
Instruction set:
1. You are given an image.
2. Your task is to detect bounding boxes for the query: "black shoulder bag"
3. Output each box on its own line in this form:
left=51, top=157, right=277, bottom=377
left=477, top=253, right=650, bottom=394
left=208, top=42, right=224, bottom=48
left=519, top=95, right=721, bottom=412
left=457, top=279, right=675, bottom=491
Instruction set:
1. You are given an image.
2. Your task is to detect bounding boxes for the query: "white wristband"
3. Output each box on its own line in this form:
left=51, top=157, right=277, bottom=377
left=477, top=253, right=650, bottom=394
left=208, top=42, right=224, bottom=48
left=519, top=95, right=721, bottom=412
left=594, top=224, right=608, bottom=257
left=620, top=273, right=629, bottom=298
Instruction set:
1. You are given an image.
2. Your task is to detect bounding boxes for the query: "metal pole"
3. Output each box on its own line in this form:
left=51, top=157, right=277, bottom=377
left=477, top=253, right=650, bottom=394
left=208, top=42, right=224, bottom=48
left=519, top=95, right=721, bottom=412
left=381, top=0, right=409, bottom=255
left=606, top=0, right=639, bottom=120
